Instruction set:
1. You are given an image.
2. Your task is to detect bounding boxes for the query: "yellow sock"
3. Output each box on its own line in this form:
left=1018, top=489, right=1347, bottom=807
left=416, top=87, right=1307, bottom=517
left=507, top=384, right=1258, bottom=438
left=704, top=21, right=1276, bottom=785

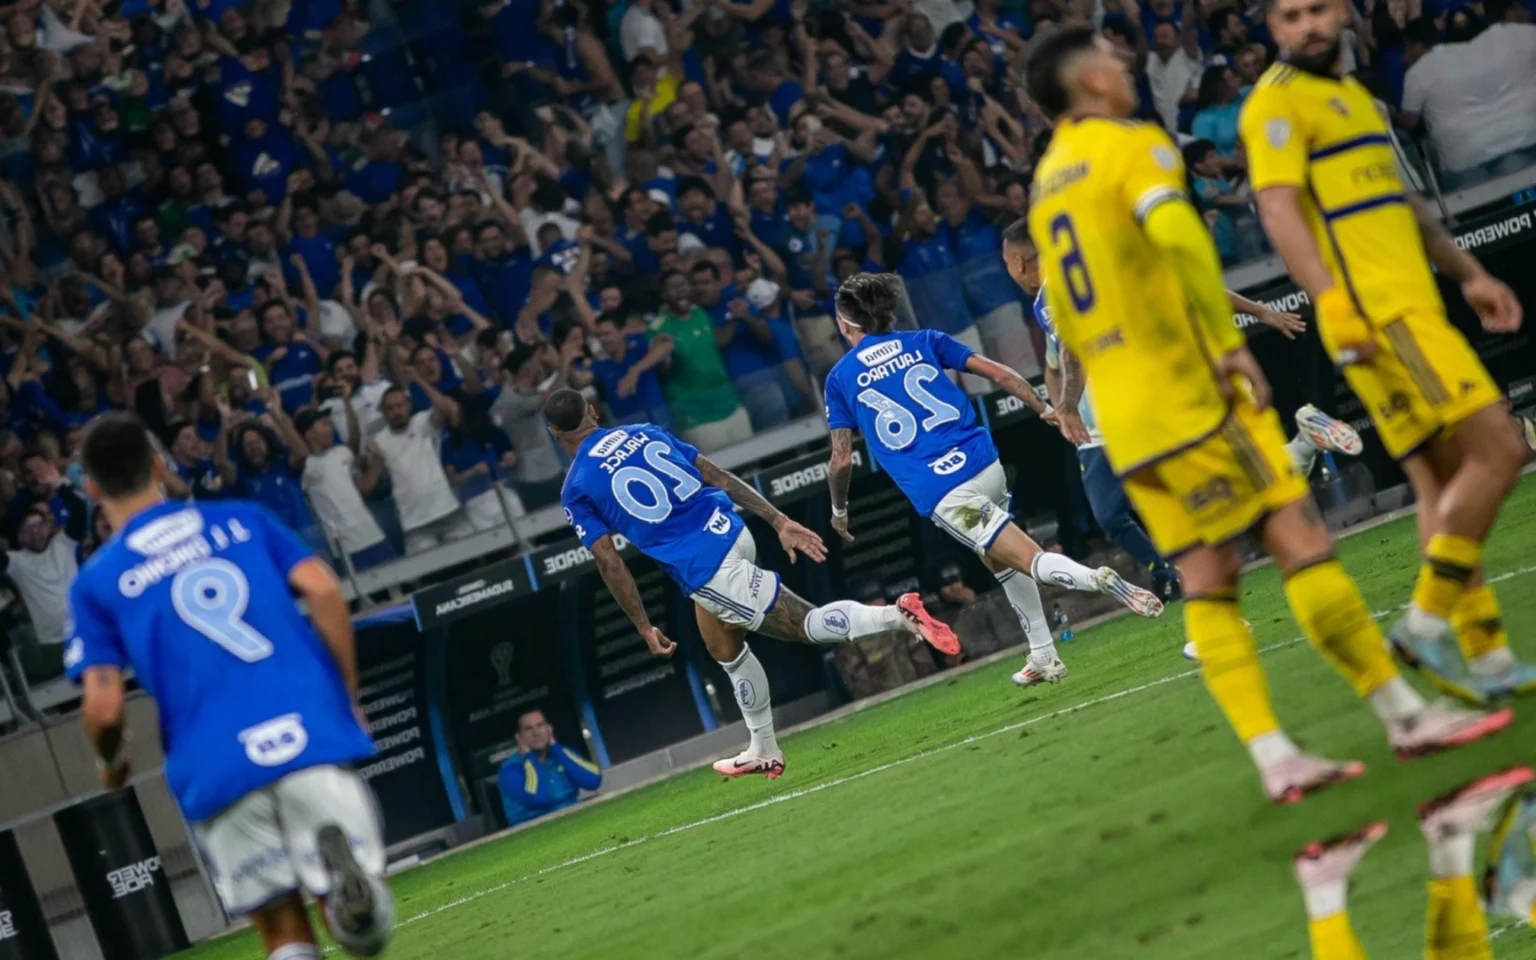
left=1308, top=912, right=1370, bottom=960
left=1425, top=875, right=1492, bottom=960
left=1187, top=595, right=1280, bottom=742
left=1284, top=561, right=1399, bottom=697
left=1452, top=585, right=1506, bottom=661
left=1413, top=534, right=1482, bottom=621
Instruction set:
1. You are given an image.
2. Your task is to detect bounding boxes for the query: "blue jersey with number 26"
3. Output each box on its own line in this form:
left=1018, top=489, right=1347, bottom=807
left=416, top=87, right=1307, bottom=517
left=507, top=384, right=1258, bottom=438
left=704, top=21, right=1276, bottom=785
left=65, top=501, right=374, bottom=822
left=562, top=425, right=743, bottom=594
left=824, top=328, right=996, bottom=517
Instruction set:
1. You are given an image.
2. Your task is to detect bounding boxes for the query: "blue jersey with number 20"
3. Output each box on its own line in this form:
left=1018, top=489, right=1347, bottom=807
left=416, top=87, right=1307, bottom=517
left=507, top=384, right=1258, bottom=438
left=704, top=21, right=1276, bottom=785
left=562, top=425, right=743, bottom=594
left=824, top=328, right=996, bottom=517
left=65, top=501, right=374, bottom=822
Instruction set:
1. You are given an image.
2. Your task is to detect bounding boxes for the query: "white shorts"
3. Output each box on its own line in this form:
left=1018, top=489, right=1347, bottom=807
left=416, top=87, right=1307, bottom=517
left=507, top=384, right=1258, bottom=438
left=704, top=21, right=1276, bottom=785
left=690, top=527, right=782, bottom=631
left=930, top=460, right=1013, bottom=555
left=192, top=765, right=386, bottom=916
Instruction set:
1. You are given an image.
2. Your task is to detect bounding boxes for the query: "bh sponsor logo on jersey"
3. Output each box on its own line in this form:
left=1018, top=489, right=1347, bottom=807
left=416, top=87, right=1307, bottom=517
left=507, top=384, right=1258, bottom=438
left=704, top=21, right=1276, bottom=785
left=239, top=714, right=309, bottom=767
left=928, top=448, right=967, bottom=476
left=435, top=573, right=518, bottom=616
left=706, top=508, right=732, bottom=535
left=821, top=610, right=850, bottom=636
left=106, top=856, right=163, bottom=899
left=767, top=450, right=865, bottom=499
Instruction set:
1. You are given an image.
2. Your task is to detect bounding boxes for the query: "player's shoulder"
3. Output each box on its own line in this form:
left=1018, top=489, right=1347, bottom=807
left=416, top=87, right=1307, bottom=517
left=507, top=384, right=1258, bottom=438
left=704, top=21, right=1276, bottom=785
left=1255, top=62, right=1303, bottom=91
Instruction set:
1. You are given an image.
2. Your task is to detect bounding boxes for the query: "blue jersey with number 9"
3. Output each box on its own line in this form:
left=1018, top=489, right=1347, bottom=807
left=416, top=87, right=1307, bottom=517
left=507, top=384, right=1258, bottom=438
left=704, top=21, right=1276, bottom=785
left=823, top=328, right=996, bottom=517
left=562, top=425, right=742, bottom=594
left=66, top=501, right=374, bottom=822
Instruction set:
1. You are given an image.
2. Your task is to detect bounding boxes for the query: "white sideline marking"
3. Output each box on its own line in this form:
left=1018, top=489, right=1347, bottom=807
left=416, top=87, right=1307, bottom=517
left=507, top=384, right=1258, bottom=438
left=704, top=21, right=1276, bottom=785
left=395, top=561, right=1536, bottom=931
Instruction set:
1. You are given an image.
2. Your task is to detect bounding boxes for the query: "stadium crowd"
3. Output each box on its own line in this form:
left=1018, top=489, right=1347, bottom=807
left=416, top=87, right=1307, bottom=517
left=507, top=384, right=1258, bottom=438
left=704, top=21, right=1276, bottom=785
left=0, top=0, right=1533, bottom=687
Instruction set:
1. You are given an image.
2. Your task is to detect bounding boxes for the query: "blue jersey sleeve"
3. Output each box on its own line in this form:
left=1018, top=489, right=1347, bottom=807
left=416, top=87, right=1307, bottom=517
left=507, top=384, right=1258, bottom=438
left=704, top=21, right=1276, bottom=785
left=563, top=488, right=611, bottom=550
left=64, top=578, right=127, bottom=684
left=824, top=372, right=856, bottom=431
left=1032, top=286, right=1055, bottom=338
left=253, top=504, right=315, bottom=576
left=667, top=430, right=703, bottom=467
left=928, top=329, right=977, bottom=373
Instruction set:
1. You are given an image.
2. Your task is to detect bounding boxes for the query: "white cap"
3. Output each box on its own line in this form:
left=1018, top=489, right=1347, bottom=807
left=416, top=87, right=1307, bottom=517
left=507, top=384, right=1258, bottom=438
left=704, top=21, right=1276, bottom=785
left=746, top=278, right=780, bottom=310
left=677, top=232, right=705, bottom=253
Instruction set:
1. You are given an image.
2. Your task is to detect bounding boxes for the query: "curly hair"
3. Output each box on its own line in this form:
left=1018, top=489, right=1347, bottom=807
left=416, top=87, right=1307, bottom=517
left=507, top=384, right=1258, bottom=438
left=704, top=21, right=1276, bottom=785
left=834, top=273, right=901, bottom=334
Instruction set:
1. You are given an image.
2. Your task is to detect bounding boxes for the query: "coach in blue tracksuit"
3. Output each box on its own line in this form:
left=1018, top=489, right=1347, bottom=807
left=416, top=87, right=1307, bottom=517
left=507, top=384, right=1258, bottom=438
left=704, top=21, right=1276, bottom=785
left=497, top=709, right=602, bottom=827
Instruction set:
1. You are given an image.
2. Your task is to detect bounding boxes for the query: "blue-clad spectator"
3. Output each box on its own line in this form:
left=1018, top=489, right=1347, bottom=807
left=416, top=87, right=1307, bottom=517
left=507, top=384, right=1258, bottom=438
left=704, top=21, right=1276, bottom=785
left=233, top=412, right=326, bottom=555
left=590, top=311, right=671, bottom=427
left=893, top=194, right=981, bottom=385
left=935, top=174, right=1039, bottom=377
left=676, top=178, right=740, bottom=264
left=421, top=234, right=491, bottom=319
left=1191, top=66, right=1245, bottom=156
left=90, top=166, right=151, bottom=253
left=747, top=52, right=804, bottom=126
left=251, top=301, right=324, bottom=412
left=345, top=129, right=408, bottom=205
left=969, top=0, right=1029, bottom=59
left=473, top=220, right=534, bottom=325
left=496, top=710, right=602, bottom=828
left=282, top=200, right=343, bottom=298
left=213, top=41, right=283, bottom=138
left=691, top=260, right=791, bottom=431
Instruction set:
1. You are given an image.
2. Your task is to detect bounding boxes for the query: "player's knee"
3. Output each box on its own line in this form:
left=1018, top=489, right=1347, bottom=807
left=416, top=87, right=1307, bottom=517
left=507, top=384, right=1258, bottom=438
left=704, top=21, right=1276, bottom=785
left=1176, top=546, right=1241, bottom=596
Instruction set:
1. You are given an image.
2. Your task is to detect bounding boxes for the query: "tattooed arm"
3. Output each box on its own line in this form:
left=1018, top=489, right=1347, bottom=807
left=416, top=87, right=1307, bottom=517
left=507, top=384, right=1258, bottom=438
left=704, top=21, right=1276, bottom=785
left=590, top=535, right=676, bottom=656
left=827, top=428, right=856, bottom=542
left=696, top=455, right=828, bottom=563
left=965, top=353, right=1052, bottom=417
left=1411, top=194, right=1521, bottom=333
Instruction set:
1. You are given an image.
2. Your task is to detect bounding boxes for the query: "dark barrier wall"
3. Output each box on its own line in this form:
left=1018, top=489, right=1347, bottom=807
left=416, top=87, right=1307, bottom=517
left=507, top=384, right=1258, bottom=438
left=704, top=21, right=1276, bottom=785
left=53, top=790, right=187, bottom=960
left=354, top=613, right=459, bottom=846
left=0, top=830, right=58, bottom=960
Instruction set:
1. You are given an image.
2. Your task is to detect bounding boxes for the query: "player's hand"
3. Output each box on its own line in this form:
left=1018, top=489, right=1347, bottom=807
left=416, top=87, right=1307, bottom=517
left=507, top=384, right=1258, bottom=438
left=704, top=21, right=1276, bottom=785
left=1463, top=272, right=1523, bottom=334
left=1215, top=346, right=1272, bottom=412
left=1055, top=410, right=1092, bottom=446
left=774, top=515, right=828, bottom=563
left=1257, top=308, right=1307, bottom=340
left=830, top=510, right=853, bottom=542
left=642, top=625, right=676, bottom=657
left=1315, top=288, right=1377, bottom=365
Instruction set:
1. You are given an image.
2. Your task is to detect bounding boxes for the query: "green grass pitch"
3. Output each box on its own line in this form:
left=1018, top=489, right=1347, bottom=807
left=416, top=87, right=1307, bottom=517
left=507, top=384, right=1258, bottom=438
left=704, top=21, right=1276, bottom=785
left=183, top=480, right=1536, bottom=960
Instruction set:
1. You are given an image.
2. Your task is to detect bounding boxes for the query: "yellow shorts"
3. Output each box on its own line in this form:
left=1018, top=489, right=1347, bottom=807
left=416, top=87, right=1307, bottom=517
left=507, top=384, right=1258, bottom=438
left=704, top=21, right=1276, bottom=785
left=1324, top=310, right=1500, bottom=460
left=1122, top=401, right=1311, bottom=558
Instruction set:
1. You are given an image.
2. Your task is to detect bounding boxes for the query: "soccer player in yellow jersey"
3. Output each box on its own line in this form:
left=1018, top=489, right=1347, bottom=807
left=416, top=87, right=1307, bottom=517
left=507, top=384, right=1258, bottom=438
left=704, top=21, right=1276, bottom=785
left=1023, top=26, right=1511, bottom=804
left=1242, top=0, right=1536, bottom=704
left=1292, top=767, right=1532, bottom=960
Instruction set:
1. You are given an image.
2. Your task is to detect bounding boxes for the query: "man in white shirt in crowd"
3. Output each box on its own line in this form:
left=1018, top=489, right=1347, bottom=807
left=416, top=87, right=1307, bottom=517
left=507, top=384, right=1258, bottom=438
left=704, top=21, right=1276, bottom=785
left=368, top=376, right=475, bottom=555
left=320, top=342, right=392, bottom=444
left=1145, top=1, right=1203, bottom=132
left=620, top=0, right=667, bottom=62
left=1400, top=0, right=1536, bottom=190
left=296, top=400, right=397, bottom=573
left=2, top=486, right=87, bottom=682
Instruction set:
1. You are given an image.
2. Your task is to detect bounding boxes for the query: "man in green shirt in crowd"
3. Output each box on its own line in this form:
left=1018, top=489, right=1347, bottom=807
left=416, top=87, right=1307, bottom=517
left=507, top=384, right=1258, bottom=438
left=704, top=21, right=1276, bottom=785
left=649, top=269, right=753, bottom=451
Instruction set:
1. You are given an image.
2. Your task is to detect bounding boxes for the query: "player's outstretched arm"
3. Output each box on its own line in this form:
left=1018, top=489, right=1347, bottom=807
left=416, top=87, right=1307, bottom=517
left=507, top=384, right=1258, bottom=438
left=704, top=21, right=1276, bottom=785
left=590, top=535, right=676, bottom=657
left=82, top=666, right=130, bottom=790
left=1409, top=194, right=1523, bottom=333
left=695, top=455, right=827, bottom=563
left=827, top=428, right=857, bottom=542
left=290, top=558, right=362, bottom=707
left=962, top=353, right=1052, bottom=419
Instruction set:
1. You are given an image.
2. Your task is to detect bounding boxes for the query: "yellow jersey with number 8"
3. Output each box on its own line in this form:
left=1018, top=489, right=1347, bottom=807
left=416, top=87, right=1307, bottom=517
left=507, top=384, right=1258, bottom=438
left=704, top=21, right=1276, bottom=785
left=1028, top=117, right=1234, bottom=476
left=1239, top=64, right=1443, bottom=324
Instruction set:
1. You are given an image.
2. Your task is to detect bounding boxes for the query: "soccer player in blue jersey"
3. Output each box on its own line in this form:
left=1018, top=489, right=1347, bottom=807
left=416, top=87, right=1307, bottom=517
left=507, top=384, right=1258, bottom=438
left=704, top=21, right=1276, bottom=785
left=67, top=413, right=393, bottom=960
left=822, top=274, right=1165, bottom=690
left=546, top=388, right=959, bottom=780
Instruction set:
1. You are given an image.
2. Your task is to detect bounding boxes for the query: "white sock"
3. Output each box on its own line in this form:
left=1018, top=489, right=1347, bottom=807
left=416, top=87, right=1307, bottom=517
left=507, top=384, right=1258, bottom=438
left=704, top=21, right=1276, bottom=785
left=804, top=600, right=906, bottom=643
left=1470, top=646, right=1517, bottom=678
left=270, top=943, right=322, bottom=960
left=996, top=568, right=1054, bottom=654
left=1030, top=552, right=1099, bottom=592
left=721, top=645, right=779, bottom=756
left=1425, top=829, right=1476, bottom=879
left=1247, top=730, right=1301, bottom=767
left=1301, top=880, right=1348, bottom=920
left=1285, top=434, right=1319, bottom=478
left=1508, top=877, right=1536, bottom=919
left=1405, top=605, right=1451, bottom=639
left=1368, top=676, right=1429, bottom=726
left=322, top=875, right=395, bottom=958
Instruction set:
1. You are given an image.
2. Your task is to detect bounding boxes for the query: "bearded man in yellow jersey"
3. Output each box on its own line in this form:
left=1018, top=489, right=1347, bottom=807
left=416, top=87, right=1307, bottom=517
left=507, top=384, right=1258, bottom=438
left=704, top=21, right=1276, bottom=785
left=1243, top=0, right=1536, bottom=705
left=1023, top=26, right=1510, bottom=806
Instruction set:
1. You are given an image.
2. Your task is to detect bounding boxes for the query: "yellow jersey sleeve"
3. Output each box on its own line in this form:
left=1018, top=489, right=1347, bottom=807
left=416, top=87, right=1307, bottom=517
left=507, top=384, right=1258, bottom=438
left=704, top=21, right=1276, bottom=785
left=1239, top=83, right=1307, bottom=190
left=1117, top=125, right=1188, bottom=226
